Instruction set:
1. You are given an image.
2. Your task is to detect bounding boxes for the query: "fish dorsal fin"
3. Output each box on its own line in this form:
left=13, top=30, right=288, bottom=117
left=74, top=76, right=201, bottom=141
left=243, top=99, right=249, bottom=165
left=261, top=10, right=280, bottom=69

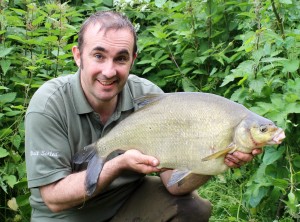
left=167, top=169, right=192, bottom=187
left=134, top=94, right=165, bottom=110
left=202, top=143, right=237, bottom=161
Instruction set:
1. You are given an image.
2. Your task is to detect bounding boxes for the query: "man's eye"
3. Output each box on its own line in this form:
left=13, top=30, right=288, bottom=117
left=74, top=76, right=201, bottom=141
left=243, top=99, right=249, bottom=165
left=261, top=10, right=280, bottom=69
left=95, top=54, right=103, bottom=60
left=116, top=56, right=129, bottom=63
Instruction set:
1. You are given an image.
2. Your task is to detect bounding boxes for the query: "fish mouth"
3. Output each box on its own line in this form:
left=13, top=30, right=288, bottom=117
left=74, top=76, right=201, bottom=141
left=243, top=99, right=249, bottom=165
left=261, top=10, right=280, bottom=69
left=269, top=128, right=285, bottom=145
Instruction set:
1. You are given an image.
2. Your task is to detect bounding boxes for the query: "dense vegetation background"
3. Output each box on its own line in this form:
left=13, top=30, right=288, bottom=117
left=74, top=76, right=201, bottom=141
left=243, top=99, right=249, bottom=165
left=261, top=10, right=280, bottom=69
left=0, top=0, right=299, bottom=221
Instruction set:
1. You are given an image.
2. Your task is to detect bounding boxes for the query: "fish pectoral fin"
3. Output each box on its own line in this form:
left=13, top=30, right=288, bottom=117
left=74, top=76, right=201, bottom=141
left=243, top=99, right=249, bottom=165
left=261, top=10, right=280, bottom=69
left=202, top=145, right=236, bottom=162
left=72, top=142, right=106, bottom=197
left=167, top=169, right=192, bottom=187
left=85, top=155, right=106, bottom=197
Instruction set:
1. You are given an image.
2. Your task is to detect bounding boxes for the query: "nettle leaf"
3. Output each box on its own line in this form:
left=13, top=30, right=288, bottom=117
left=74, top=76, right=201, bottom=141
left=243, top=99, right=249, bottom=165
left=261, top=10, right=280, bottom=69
left=182, top=77, right=198, bottom=92
left=0, top=46, right=14, bottom=58
left=279, top=0, right=292, bottom=4
left=0, top=60, right=11, bottom=76
left=7, top=35, right=25, bottom=43
left=11, top=135, right=22, bottom=149
left=281, top=59, right=299, bottom=73
left=263, top=147, right=285, bottom=165
left=0, top=147, right=9, bottom=158
left=0, top=92, right=17, bottom=105
left=0, top=128, right=13, bottom=139
left=155, top=0, right=167, bottom=8
left=249, top=78, right=265, bottom=94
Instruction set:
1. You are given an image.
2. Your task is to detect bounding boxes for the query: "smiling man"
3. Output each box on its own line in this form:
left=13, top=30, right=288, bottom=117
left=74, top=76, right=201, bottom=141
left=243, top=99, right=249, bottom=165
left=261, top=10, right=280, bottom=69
left=25, top=11, right=260, bottom=222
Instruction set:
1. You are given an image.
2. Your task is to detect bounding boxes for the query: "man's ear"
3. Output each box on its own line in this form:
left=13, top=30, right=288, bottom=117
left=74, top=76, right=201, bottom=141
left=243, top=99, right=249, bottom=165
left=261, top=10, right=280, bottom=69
left=72, top=46, right=81, bottom=68
left=131, top=53, right=138, bottom=69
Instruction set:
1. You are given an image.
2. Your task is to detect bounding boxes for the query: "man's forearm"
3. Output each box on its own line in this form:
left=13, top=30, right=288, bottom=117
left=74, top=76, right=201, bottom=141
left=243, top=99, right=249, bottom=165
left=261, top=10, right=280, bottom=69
left=40, top=156, right=123, bottom=212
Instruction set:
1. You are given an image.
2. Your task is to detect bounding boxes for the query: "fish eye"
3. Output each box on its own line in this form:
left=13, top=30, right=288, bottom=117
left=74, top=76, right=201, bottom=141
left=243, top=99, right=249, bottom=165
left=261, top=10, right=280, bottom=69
left=259, top=125, right=268, bottom=133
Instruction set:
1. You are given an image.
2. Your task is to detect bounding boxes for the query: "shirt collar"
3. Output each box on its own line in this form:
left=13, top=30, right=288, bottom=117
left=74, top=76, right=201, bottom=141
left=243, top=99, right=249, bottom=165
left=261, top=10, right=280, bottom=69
left=71, top=70, right=135, bottom=115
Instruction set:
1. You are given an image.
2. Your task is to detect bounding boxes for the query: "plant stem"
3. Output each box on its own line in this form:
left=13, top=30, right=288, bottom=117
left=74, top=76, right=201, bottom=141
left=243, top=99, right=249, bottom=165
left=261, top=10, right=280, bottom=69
left=270, top=0, right=285, bottom=39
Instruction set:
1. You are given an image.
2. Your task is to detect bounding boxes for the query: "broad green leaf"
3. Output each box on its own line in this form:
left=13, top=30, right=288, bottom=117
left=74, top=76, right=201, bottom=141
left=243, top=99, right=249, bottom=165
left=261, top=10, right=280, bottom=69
left=11, top=135, right=22, bottom=149
left=268, top=178, right=289, bottom=190
left=293, top=155, right=300, bottom=168
left=0, top=47, right=14, bottom=58
left=32, top=15, right=45, bottom=26
left=281, top=59, right=299, bottom=73
left=263, top=147, right=285, bottom=165
left=0, top=128, right=13, bottom=139
left=155, top=0, right=167, bottom=8
left=0, top=92, right=17, bottom=105
left=279, top=0, right=292, bottom=4
left=7, top=35, right=25, bottom=43
left=249, top=78, right=264, bottom=94
left=10, top=8, right=27, bottom=15
left=0, top=147, right=9, bottom=158
left=249, top=185, right=269, bottom=207
left=0, top=60, right=11, bottom=76
left=182, top=77, right=198, bottom=92
left=43, top=36, right=58, bottom=42
left=5, top=111, right=22, bottom=117
left=3, top=175, right=17, bottom=188
left=16, top=193, right=31, bottom=207
left=0, top=86, right=9, bottom=90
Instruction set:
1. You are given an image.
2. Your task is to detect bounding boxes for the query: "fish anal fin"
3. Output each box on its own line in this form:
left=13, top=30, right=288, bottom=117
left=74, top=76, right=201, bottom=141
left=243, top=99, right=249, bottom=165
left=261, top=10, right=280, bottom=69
left=202, top=144, right=237, bottom=162
left=167, top=169, right=192, bottom=187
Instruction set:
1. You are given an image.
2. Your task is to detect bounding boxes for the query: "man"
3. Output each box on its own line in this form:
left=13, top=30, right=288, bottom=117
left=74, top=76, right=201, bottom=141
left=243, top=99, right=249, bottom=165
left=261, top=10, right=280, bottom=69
left=25, top=11, right=260, bottom=221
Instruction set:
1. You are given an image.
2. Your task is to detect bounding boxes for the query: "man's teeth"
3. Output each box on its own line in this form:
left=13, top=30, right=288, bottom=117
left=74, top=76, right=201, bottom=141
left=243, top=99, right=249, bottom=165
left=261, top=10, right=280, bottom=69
left=99, top=80, right=114, bottom=85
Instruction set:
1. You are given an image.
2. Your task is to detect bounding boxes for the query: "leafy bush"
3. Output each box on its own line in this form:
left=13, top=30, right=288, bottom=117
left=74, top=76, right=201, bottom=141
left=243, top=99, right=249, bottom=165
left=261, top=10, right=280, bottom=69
left=0, top=0, right=299, bottom=221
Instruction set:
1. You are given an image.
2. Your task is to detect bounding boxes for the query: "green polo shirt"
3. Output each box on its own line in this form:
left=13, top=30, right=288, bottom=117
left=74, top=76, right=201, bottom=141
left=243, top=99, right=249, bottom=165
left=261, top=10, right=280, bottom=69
left=25, top=70, right=163, bottom=222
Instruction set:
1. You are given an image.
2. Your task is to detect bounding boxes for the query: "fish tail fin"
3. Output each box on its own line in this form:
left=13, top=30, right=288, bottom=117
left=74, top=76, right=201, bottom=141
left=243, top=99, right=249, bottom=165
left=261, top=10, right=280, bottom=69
left=72, top=143, right=106, bottom=197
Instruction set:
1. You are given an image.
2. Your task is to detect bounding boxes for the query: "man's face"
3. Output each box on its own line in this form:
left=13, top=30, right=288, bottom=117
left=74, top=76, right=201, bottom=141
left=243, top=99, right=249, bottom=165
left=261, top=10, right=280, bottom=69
left=73, top=23, right=136, bottom=106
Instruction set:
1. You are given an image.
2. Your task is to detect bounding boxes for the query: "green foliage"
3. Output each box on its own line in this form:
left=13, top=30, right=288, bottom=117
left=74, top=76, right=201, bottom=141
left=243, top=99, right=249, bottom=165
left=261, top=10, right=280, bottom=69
left=0, top=0, right=82, bottom=221
left=1, top=0, right=299, bottom=221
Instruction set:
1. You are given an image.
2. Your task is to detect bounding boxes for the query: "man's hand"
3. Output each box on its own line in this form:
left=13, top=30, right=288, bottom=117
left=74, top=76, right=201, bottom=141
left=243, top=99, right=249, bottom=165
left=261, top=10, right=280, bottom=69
left=121, top=149, right=161, bottom=174
left=225, top=148, right=262, bottom=168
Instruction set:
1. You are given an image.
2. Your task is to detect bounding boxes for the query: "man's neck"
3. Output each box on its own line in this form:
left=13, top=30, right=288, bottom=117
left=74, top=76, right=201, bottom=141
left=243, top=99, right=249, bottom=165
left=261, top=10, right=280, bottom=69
left=91, top=96, right=118, bottom=125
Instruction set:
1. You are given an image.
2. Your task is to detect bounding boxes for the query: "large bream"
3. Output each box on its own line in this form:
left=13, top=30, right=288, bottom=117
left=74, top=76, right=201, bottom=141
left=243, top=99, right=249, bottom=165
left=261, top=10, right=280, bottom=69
left=74, top=92, right=285, bottom=196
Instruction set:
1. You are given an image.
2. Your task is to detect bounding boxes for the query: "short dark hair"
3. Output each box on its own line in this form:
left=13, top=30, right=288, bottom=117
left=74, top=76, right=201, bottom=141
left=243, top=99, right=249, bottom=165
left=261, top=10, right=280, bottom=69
left=78, top=11, right=137, bottom=55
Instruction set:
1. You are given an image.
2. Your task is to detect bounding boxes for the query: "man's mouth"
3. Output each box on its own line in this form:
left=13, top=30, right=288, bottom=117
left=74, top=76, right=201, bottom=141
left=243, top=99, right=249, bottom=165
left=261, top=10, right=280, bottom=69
left=98, top=79, right=116, bottom=86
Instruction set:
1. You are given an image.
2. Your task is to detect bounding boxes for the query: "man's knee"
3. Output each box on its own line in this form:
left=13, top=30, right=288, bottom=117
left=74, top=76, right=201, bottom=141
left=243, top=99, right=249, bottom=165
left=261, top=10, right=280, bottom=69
left=175, top=192, right=212, bottom=222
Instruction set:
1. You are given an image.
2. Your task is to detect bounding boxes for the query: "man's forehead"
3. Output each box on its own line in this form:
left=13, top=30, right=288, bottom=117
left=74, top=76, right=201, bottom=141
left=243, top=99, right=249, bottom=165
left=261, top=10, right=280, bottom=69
left=85, top=23, right=134, bottom=40
left=83, top=23, right=135, bottom=52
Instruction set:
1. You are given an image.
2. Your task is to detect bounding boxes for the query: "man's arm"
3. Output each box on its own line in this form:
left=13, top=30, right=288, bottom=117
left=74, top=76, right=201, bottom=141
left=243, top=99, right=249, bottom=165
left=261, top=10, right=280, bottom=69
left=40, top=149, right=160, bottom=212
left=160, top=149, right=262, bottom=195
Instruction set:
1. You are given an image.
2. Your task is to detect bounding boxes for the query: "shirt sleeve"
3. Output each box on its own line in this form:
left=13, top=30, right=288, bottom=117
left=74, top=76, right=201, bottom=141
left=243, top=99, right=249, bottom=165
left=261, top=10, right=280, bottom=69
left=25, top=111, right=72, bottom=188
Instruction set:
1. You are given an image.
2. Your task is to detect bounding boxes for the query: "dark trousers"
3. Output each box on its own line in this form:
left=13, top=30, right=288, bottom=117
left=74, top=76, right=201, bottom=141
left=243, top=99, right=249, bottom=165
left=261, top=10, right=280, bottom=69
left=110, top=176, right=212, bottom=222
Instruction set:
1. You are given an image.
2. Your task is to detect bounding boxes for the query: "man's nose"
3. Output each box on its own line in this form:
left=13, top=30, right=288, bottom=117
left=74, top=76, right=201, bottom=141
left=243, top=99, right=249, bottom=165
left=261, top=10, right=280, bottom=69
left=101, top=60, right=117, bottom=78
